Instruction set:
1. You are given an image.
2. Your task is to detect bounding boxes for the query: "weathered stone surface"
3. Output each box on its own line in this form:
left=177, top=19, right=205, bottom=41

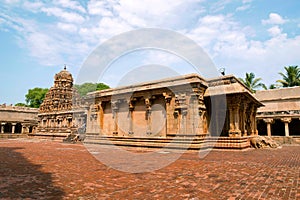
left=250, top=136, right=280, bottom=149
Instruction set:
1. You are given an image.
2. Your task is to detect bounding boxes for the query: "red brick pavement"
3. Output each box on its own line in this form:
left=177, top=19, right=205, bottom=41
left=0, top=139, right=299, bottom=200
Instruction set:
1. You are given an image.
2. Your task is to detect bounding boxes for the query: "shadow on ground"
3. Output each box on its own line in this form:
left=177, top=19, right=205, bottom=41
left=0, top=147, right=64, bottom=199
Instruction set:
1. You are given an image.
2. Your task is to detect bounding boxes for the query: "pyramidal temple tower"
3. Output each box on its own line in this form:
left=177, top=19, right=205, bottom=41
left=36, top=66, right=86, bottom=136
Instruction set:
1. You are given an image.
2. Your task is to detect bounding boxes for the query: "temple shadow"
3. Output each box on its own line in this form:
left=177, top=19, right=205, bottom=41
left=0, top=147, right=64, bottom=199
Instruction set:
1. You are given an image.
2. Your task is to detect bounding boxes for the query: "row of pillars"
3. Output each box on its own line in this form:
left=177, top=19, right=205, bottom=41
left=263, top=118, right=292, bottom=136
left=0, top=122, right=31, bottom=134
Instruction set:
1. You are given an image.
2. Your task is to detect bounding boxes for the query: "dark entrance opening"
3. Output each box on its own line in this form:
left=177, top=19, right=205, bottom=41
left=4, top=123, right=12, bottom=133
left=272, top=119, right=285, bottom=136
left=289, top=119, right=300, bottom=136
left=257, top=119, right=267, bottom=136
left=15, top=123, right=22, bottom=133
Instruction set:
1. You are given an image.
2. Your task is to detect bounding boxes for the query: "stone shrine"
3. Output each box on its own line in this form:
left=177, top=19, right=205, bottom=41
left=36, top=66, right=86, bottom=137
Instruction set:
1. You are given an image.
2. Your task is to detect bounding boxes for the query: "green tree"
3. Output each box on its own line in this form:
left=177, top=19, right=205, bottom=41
left=268, top=83, right=281, bottom=89
left=239, top=72, right=267, bottom=93
left=25, top=88, right=49, bottom=108
left=14, top=103, right=27, bottom=107
left=276, top=65, right=300, bottom=87
left=74, top=82, right=110, bottom=96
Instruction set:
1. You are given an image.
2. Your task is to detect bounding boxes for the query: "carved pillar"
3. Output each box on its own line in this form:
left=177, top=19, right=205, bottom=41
left=229, top=97, right=241, bottom=137
left=111, top=101, right=119, bottom=135
left=263, top=118, right=274, bottom=137
left=240, top=101, right=248, bottom=136
left=229, top=107, right=235, bottom=134
left=281, top=118, right=291, bottom=136
left=11, top=123, right=16, bottom=134
left=145, top=98, right=152, bottom=135
left=163, top=93, right=172, bottom=136
left=1, top=123, right=5, bottom=133
left=86, top=105, right=92, bottom=133
left=252, top=106, right=258, bottom=135
left=99, top=102, right=104, bottom=134
left=128, top=100, right=134, bottom=135
left=175, top=94, right=188, bottom=135
left=245, top=103, right=254, bottom=136
left=181, top=109, right=188, bottom=134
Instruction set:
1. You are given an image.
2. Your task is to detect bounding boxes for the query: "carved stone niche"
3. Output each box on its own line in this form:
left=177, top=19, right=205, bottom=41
left=175, top=94, right=187, bottom=110
left=163, top=92, right=172, bottom=103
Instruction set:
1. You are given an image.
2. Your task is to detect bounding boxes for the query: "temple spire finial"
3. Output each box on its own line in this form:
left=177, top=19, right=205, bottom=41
left=64, top=64, right=67, bottom=70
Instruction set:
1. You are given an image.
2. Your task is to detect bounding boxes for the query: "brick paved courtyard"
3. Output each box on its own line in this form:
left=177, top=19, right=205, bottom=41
left=0, top=139, right=299, bottom=199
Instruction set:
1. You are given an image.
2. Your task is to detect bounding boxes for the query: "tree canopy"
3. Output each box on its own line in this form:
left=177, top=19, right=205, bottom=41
left=276, top=66, right=300, bottom=87
left=74, top=82, right=110, bottom=96
left=239, top=72, right=267, bottom=93
left=14, top=102, right=27, bottom=107
left=25, top=88, right=49, bottom=108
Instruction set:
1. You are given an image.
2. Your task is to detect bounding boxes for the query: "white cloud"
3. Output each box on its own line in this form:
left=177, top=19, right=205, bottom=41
left=262, top=13, right=286, bottom=25
left=54, top=0, right=86, bottom=13
left=1, top=0, right=300, bottom=88
left=4, top=0, right=19, bottom=4
left=87, top=0, right=114, bottom=16
left=57, top=22, right=77, bottom=33
left=267, top=26, right=282, bottom=37
left=236, top=4, right=251, bottom=11
left=23, top=1, right=43, bottom=11
left=41, top=7, right=85, bottom=23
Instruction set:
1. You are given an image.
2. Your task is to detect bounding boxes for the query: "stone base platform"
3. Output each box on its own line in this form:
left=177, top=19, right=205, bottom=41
left=84, top=134, right=251, bottom=151
left=28, top=132, right=69, bottom=140
left=0, top=134, right=28, bottom=139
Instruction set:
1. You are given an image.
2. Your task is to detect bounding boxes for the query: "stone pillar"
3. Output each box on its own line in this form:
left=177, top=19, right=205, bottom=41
left=181, top=109, right=188, bottom=134
left=263, top=118, right=274, bottom=137
left=163, top=93, right=172, bottom=136
left=252, top=107, right=258, bottom=135
left=11, top=123, right=16, bottom=134
left=112, top=101, right=119, bottom=135
left=145, top=98, right=152, bottom=135
left=128, top=100, right=135, bottom=135
left=229, top=107, right=235, bottom=134
left=1, top=123, right=5, bottom=133
left=240, top=101, right=248, bottom=136
left=233, top=106, right=241, bottom=135
left=281, top=118, right=291, bottom=136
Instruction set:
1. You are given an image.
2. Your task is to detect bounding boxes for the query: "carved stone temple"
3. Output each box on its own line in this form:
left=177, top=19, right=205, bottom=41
left=36, top=67, right=86, bottom=137
left=82, top=74, right=264, bottom=149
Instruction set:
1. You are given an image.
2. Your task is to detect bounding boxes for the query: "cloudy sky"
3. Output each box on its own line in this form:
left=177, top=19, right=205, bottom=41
left=0, top=0, right=300, bottom=104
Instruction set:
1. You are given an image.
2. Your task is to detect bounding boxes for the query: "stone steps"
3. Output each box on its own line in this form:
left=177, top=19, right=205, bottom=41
left=84, top=134, right=251, bottom=150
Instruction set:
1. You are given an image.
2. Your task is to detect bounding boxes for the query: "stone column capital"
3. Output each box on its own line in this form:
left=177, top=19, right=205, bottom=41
left=263, top=118, right=274, bottom=124
left=281, top=117, right=292, bottom=123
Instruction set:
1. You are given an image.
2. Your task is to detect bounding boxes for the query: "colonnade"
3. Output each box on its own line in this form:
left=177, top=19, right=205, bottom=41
left=0, top=121, right=36, bottom=134
left=262, top=117, right=295, bottom=136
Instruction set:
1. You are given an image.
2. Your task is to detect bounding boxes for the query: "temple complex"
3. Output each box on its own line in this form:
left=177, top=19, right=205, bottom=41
left=2, top=67, right=296, bottom=149
left=0, top=104, right=38, bottom=135
left=36, top=67, right=86, bottom=137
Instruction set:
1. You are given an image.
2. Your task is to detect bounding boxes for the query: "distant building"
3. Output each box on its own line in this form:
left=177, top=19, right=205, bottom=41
left=256, top=87, right=300, bottom=137
left=0, top=104, right=38, bottom=134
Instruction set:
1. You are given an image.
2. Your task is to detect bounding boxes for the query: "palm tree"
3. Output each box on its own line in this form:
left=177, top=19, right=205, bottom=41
left=239, top=72, right=267, bottom=93
left=277, top=66, right=300, bottom=87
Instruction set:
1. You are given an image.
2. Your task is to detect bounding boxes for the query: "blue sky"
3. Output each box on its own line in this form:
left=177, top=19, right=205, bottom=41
left=0, top=0, right=300, bottom=104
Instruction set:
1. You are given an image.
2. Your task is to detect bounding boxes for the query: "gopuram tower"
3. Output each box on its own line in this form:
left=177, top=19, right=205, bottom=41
left=36, top=66, right=86, bottom=137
